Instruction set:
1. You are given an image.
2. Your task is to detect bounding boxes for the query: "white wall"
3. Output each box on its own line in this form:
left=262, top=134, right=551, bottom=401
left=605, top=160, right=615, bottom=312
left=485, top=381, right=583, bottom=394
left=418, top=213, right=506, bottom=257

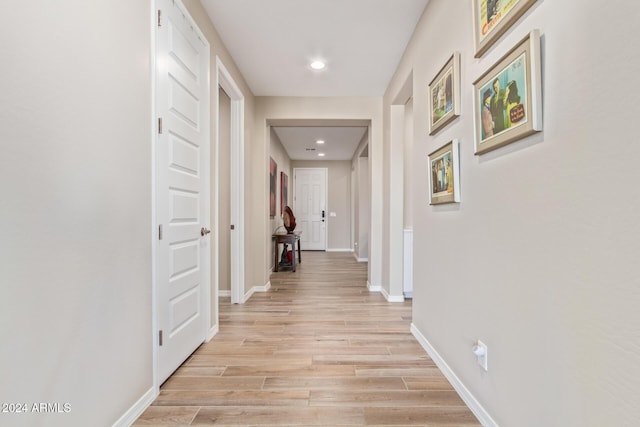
left=357, top=156, right=370, bottom=260
left=385, top=0, right=640, bottom=425
left=0, top=1, right=152, bottom=425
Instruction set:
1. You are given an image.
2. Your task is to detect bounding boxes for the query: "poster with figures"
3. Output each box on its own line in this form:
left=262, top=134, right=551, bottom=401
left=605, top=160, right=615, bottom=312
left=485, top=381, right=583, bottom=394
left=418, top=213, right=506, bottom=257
left=428, top=140, right=460, bottom=205
left=473, top=30, right=542, bottom=155
left=473, top=0, right=538, bottom=57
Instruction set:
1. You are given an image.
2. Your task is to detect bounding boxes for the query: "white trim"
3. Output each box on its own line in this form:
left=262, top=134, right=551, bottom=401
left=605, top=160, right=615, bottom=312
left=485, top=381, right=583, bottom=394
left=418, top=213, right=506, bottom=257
left=411, top=324, right=499, bottom=427
left=218, top=290, right=231, bottom=298
left=353, top=252, right=368, bottom=263
left=216, top=56, right=245, bottom=305
left=326, top=248, right=354, bottom=253
left=367, top=280, right=381, bottom=292
left=149, top=0, right=159, bottom=395
left=112, top=387, right=157, bottom=427
left=381, top=286, right=405, bottom=303
left=243, top=281, right=272, bottom=303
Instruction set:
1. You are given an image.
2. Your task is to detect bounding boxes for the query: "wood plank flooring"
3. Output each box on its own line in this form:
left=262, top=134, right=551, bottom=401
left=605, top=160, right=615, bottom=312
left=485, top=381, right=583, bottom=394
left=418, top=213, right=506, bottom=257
left=134, top=251, right=480, bottom=426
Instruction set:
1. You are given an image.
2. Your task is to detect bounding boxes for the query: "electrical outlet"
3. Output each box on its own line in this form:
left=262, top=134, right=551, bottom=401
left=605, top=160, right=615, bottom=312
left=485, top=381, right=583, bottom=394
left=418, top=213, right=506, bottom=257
left=473, top=340, right=488, bottom=371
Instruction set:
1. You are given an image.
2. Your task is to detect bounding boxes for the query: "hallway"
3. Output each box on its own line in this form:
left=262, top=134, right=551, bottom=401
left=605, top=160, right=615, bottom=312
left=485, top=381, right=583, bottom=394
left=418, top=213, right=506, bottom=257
left=134, top=252, right=480, bottom=426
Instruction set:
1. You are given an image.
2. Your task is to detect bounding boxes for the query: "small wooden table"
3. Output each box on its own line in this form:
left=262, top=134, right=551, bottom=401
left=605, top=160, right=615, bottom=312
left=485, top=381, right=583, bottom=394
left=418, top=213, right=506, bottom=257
left=272, top=231, right=302, bottom=272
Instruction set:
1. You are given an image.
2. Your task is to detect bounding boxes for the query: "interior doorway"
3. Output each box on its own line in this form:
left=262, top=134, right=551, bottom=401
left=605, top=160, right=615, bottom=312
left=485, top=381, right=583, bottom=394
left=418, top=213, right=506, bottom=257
left=215, top=58, right=245, bottom=305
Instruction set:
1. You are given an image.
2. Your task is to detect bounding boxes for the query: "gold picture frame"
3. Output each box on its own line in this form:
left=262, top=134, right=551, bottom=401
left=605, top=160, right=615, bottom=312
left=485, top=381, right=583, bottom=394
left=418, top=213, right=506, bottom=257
left=428, top=139, right=461, bottom=205
left=428, top=52, right=461, bottom=135
left=473, top=30, right=542, bottom=155
left=472, top=0, right=538, bottom=58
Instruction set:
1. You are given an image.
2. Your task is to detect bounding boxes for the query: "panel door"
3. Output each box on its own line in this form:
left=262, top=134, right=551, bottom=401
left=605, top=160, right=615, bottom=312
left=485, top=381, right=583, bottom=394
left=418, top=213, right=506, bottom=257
left=294, top=168, right=326, bottom=250
left=156, top=0, right=210, bottom=383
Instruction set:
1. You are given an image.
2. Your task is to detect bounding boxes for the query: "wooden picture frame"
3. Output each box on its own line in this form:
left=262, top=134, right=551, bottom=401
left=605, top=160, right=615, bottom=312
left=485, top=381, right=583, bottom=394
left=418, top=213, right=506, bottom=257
left=472, top=0, right=538, bottom=57
left=280, top=171, right=288, bottom=215
left=428, top=139, right=461, bottom=205
left=473, top=30, right=542, bottom=155
left=428, top=52, right=461, bottom=135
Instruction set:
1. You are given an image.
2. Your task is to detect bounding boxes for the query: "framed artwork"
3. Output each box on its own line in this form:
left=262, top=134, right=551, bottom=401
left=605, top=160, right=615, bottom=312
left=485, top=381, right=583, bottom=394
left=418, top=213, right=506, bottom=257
left=269, top=157, right=277, bottom=217
left=280, top=171, right=288, bottom=214
left=428, top=52, right=461, bottom=135
left=473, top=30, right=542, bottom=155
left=428, top=139, right=460, bottom=205
left=472, top=0, right=538, bottom=57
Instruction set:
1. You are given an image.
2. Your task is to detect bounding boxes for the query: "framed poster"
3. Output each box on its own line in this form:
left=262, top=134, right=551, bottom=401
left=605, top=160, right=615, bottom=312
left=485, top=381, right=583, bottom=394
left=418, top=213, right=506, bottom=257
left=269, top=157, right=277, bottom=217
left=280, top=171, right=288, bottom=214
left=473, top=30, right=542, bottom=155
left=428, top=139, right=461, bottom=205
left=472, top=0, right=538, bottom=57
left=428, top=52, right=461, bottom=135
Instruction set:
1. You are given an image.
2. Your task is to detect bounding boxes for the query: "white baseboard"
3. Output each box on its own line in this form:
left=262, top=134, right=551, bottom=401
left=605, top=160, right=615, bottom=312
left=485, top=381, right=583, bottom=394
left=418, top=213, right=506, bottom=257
left=112, top=386, right=157, bottom=427
left=326, top=248, right=354, bottom=252
left=219, top=290, right=231, bottom=298
left=381, top=286, right=404, bottom=302
left=367, top=280, right=381, bottom=292
left=410, top=324, right=498, bottom=427
left=352, top=252, right=368, bottom=262
left=243, top=281, right=271, bottom=303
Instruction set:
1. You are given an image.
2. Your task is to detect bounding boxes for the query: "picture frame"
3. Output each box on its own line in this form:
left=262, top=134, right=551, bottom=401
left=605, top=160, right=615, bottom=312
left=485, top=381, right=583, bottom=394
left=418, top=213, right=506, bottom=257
left=428, top=52, right=461, bottom=135
left=472, top=0, right=538, bottom=58
left=280, top=171, right=288, bottom=214
left=269, top=157, right=277, bottom=217
left=428, top=139, right=460, bottom=205
left=473, top=30, right=542, bottom=155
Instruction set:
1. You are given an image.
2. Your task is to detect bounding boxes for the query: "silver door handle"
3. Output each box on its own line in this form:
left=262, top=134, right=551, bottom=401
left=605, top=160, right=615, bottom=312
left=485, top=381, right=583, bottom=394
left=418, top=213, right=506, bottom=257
left=200, top=227, right=211, bottom=236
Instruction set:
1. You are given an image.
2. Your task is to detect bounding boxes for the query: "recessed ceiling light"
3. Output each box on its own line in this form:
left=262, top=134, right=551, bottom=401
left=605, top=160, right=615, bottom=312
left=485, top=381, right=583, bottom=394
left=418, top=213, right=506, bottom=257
left=310, top=60, right=326, bottom=70
left=316, top=139, right=325, bottom=144
left=318, top=153, right=325, bottom=157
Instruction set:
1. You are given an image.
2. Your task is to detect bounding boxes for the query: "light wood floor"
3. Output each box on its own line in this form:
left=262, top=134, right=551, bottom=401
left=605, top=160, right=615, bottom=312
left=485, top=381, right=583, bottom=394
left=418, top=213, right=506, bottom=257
left=134, top=251, right=480, bottom=426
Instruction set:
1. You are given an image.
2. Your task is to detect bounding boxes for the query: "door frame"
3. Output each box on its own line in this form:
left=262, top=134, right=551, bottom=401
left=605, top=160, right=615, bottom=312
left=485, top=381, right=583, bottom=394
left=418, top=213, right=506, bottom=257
left=150, top=0, right=211, bottom=391
left=215, top=57, right=245, bottom=305
left=293, top=167, right=328, bottom=251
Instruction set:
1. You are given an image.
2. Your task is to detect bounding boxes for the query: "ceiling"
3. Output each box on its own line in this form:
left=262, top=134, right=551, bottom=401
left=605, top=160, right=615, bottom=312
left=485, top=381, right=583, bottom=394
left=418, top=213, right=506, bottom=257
left=273, top=126, right=368, bottom=161
left=201, top=0, right=430, bottom=160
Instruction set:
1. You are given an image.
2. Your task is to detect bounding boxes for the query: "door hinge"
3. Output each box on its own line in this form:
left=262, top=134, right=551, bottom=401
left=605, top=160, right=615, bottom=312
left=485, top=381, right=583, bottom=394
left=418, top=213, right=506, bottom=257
left=157, top=10, right=162, bottom=27
left=159, top=330, right=163, bottom=346
left=158, top=224, right=163, bottom=240
left=230, top=224, right=235, bottom=230
left=158, top=117, right=163, bottom=134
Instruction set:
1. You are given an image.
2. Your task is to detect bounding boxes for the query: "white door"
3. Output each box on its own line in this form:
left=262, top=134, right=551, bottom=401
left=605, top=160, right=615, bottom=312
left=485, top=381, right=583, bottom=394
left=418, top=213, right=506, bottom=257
left=156, top=0, right=210, bottom=383
left=294, top=168, right=327, bottom=250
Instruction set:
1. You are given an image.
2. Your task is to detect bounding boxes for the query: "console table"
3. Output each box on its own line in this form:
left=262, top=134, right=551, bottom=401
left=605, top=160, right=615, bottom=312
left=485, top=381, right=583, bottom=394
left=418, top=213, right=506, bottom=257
left=272, top=231, right=302, bottom=272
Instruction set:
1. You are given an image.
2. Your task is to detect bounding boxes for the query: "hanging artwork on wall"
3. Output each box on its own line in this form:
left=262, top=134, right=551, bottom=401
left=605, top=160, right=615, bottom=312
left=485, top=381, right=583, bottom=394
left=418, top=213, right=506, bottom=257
left=428, top=52, right=461, bottom=135
left=280, top=171, right=288, bottom=215
left=428, top=139, right=461, bottom=205
left=473, top=30, right=542, bottom=155
left=269, top=157, right=277, bottom=217
left=472, top=0, right=538, bottom=57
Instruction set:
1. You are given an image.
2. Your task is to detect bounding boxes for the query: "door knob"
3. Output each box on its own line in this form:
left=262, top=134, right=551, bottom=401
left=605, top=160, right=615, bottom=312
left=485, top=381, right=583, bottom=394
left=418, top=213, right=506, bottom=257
left=200, top=227, right=211, bottom=236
